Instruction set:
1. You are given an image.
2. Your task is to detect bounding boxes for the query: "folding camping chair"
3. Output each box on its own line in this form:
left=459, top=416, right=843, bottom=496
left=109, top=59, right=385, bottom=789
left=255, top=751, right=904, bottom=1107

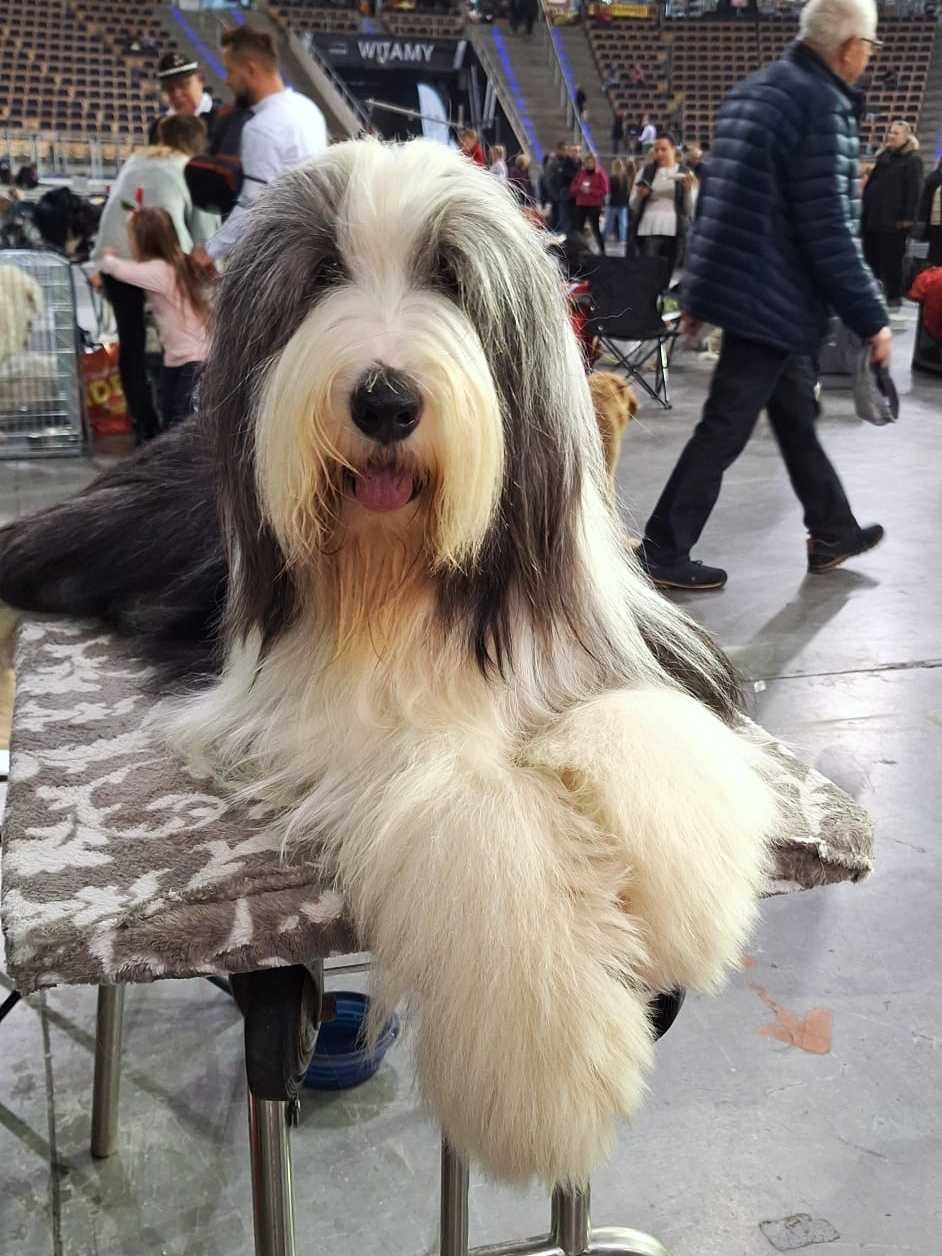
left=583, top=255, right=680, bottom=409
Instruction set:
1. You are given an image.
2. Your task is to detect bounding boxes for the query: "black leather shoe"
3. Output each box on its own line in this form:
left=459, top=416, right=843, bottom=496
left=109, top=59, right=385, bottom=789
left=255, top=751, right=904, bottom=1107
left=807, top=524, right=884, bottom=573
left=641, top=556, right=728, bottom=590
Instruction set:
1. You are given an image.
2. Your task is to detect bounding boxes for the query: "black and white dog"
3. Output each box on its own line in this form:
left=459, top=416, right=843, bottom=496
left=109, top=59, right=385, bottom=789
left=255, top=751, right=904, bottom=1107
left=0, top=140, right=777, bottom=1186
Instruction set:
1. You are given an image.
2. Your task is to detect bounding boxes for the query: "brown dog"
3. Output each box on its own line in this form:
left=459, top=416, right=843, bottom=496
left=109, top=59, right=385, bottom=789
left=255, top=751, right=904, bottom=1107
left=588, top=370, right=638, bottom=481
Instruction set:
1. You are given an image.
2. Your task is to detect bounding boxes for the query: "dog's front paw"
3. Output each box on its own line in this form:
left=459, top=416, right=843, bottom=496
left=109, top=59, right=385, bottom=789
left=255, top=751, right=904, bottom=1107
left=527, top=687, right=778, bottom=993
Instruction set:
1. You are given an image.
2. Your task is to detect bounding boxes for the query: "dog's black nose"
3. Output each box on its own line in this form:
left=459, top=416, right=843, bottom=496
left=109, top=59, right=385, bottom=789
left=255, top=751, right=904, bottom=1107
left=350, top=371, right=421, bottom=445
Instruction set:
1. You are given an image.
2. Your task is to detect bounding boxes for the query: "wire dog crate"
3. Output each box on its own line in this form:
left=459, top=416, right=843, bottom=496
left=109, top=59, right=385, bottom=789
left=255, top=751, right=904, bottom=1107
left=0, top=248, right=83, bottom=458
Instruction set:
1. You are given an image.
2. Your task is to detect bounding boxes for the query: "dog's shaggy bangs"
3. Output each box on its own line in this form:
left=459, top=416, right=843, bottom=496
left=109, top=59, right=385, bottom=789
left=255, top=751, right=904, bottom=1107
left=201, top=139, right=736, bottom=705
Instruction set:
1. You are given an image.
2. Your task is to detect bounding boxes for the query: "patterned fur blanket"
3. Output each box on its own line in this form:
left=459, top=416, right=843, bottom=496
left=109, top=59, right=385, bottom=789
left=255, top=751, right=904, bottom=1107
left=1, top=620, right=872, bottom=995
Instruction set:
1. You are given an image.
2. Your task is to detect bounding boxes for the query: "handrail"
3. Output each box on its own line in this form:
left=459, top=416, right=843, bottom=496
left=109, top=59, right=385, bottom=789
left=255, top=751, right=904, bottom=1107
left=470, top=28, right=540, bottom=163
left=255, top=0, right=371, bottom=137
left=288, top=27, right=372, bottom=135
left=365, top=98, right=463, bottom=130
left=537, top=4, right=597, bottom=156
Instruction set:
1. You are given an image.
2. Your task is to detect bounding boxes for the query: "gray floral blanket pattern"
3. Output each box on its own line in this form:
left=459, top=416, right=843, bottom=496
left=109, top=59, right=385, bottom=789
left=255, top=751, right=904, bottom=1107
left=1, top=621, right=872, bottom=994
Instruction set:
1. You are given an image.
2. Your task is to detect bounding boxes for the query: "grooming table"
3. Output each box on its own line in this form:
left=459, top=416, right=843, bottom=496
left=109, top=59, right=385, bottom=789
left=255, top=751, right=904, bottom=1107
left=1, top=621, right=874, bottom=1256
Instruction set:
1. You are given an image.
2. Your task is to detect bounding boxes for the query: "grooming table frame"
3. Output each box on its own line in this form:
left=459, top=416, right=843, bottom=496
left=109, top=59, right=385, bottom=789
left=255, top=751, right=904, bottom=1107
left=88, top=964, right=671, bottom=1256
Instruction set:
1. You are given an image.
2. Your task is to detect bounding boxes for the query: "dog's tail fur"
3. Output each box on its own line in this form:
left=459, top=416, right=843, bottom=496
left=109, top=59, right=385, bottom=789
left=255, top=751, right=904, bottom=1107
left=0, top=422, right=225, bottom=677
left=316, top=728, right=655, bottom=1186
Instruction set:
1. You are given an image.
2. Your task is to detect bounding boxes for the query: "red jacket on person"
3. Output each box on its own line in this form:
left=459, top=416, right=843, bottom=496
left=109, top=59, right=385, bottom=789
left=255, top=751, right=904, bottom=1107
left=570, top=166, right=609, bottom=208
left=909, top=265, right=942, bottom=342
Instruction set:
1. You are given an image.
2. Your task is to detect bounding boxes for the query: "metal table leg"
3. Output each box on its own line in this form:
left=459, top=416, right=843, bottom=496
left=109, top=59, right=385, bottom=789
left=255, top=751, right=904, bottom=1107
left=439, top=1137, right=670, bottom=1256
left=231, top=964, right=322, bottom=1256
left=248, top=1094, right=296, bottom=1256
left=90, top=985, right=125, bottom=1159
left=552, top=1184, right=591, bottom=1256
left=441, top=1140, right=471, bottom=1256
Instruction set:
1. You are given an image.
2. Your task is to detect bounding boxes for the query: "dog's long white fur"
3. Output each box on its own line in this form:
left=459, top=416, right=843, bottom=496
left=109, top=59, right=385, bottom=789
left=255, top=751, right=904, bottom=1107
left=165, top=140, right=779, bottom=1185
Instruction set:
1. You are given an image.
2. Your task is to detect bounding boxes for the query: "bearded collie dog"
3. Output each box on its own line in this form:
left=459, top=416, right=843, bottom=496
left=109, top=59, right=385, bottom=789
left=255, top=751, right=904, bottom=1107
left=0, top=139, right=777, bottom=1186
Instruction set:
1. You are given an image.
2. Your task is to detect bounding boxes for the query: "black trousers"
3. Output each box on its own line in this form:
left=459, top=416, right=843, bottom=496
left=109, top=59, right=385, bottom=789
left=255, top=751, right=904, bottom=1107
left=927, top=225, right=942, bottom=267
left=863, top=228, right=908, bottom=302
left=643, top=333, right=859, bottom=565
left=574, top=204, right=604, bottom=252
left=158, top=361, right=201, bottom=428
left=102, top=274, right=160, bottom=443
left=637, top=233, right=678, bottom=280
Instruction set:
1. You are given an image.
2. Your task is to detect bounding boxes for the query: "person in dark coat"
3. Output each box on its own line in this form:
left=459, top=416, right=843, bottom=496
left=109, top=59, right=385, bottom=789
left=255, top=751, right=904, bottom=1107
left=639, top=0, right=889, bottom=591
left=611, top=109, right=626, bottom=155
left=862, top=121, right=924, bottom=306
left=915, top=157, right=942, bottom=267
left=547, top=141, right=581, bottom=235
left=148, top=53, right=217, bottom=146
left=507, top=152, right=536, bottom=205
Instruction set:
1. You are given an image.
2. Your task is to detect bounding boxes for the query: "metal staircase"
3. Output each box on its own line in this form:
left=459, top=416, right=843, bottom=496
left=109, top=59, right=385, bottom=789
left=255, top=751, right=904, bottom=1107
left=467, top=18, right=597, bottom=164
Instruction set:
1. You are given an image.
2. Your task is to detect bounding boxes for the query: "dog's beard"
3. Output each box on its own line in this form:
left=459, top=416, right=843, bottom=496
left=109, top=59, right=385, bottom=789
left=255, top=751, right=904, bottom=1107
left=252, top=282, right=505, bottom=658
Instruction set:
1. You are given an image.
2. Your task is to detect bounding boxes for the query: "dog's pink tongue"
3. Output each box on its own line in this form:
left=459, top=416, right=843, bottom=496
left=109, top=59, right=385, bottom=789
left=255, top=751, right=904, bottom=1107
left=354, top=467, right=414, bottom=512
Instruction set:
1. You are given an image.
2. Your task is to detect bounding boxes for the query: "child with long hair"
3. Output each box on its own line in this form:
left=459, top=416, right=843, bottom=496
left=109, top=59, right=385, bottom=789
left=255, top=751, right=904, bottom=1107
left=99, top=207, right=211, bottom=435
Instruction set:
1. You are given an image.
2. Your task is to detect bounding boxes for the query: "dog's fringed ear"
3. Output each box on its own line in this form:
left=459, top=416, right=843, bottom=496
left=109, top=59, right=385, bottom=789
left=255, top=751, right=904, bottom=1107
left=434, top=203, right=602, bottom=674
left=198, top=161, right=350, bottom=647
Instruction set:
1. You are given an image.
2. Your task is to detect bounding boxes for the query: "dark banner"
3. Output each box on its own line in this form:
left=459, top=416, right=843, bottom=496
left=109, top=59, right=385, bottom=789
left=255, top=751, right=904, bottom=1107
left=308, top=32, right=467, bottom=73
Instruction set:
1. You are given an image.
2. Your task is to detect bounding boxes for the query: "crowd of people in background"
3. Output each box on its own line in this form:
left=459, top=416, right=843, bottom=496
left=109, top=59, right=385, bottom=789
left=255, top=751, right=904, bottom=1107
left=87, top=26, right=327, bottom=445
left=90, top=41, right=708, bottom=448
left=61, top=4, right=939, bottom=456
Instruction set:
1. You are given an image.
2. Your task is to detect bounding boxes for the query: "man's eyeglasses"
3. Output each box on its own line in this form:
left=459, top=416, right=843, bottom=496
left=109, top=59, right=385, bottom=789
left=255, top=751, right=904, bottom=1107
left=859, top=36, right=884, bottom=48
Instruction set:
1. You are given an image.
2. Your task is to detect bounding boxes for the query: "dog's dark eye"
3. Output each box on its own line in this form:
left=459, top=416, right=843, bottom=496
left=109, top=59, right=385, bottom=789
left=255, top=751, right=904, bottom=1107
left=314, top=254, right=345, bottom=288
left=433, top=250, right=462, bottom=301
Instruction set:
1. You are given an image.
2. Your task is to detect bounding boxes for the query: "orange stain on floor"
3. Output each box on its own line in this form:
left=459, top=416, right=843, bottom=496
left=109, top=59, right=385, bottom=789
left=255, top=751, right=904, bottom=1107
left=749, top=981, right=833, bottom=1055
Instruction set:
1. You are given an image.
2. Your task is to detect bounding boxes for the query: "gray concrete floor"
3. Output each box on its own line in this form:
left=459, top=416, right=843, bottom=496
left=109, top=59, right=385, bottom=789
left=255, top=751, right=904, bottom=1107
left=1, top=308, right=940, bottom=1256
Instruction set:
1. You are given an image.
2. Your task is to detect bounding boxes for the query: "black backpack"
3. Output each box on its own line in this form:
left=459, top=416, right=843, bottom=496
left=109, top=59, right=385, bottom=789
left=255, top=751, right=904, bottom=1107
left=184, top=105, right=251, bottom=217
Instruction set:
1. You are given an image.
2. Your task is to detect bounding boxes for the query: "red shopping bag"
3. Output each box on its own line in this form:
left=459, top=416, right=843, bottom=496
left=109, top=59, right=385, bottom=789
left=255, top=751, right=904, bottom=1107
left=81, top=343, right=132, bottom=436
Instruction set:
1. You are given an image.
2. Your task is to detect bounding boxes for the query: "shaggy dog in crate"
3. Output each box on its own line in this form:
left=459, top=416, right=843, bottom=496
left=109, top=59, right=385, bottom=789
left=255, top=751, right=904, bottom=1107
left=0, top=263, right=43, bottom=365
left=0, top=140, right=778, bottom=1187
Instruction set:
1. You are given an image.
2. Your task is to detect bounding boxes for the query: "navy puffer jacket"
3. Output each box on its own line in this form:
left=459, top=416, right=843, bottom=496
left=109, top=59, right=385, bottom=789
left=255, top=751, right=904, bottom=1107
left=684, top=42, right=887, bottom=354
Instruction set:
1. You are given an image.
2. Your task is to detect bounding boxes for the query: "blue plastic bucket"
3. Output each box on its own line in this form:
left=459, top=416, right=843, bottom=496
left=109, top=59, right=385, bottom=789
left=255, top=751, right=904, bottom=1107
left=304, top=991, right=400, bottom=1091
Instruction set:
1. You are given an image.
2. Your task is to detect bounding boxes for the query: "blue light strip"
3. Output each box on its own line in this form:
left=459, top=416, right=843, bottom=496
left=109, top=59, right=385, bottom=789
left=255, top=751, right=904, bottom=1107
left=548, top=26, right=598, bottom=156
left=490, top=28, right=544, bottom=165
left=168, top=6, right=227, bottom=80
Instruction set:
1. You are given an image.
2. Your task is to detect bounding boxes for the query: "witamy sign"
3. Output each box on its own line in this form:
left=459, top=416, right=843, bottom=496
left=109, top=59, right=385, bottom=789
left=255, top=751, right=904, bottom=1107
left=310, top=32, right=467, bottom=73
left=359, top=39, right=436, bottom=65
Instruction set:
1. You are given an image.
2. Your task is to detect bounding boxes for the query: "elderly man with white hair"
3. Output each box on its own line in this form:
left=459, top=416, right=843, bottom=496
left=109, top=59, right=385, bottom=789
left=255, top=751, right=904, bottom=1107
left=640, top=0, right=889, bottom=591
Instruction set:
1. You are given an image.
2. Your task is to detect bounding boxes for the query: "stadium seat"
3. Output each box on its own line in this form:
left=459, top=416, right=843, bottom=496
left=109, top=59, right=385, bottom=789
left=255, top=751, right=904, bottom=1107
left=587, top=12, right=936, bottom=154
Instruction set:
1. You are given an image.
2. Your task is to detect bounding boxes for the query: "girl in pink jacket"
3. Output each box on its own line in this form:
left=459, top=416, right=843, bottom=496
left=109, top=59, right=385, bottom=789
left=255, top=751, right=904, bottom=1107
left=100, top=207, right=211, bottom=437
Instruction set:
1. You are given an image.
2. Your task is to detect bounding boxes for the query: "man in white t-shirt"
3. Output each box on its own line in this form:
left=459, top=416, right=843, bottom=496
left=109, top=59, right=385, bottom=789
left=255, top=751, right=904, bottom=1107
left=200, top=26, right=327, bottom=266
